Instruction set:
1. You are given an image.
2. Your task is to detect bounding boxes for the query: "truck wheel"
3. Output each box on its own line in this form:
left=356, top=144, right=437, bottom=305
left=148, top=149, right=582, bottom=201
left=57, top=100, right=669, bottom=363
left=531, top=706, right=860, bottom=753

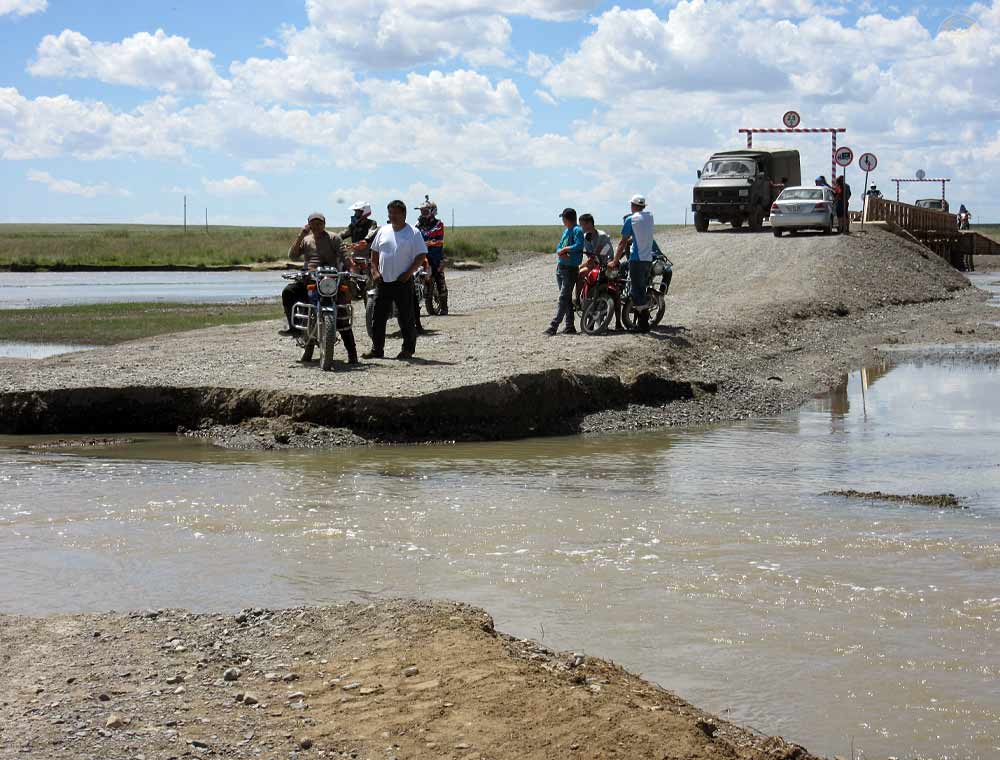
left=730, top=218, right=743, bottom=230
left=694, top=212, right=709, bottom=232
left=748, top=208, right=763, bottom=232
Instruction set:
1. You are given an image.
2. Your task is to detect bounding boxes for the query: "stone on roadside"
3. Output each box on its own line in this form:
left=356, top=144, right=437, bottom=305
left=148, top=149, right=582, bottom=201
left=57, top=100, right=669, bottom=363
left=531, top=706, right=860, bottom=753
left=299, top=737, right=314, bottom=750
left=281, top=673, right=299, bottom=682
left=165, top=675, right=184, bottom=685
left=223, top=667, right=241, bottom=682
left=402, top=666, right=419, bottom=678
left=242, top=694, right=259, bottom=706
left=105, top=713, right=126, bottom=729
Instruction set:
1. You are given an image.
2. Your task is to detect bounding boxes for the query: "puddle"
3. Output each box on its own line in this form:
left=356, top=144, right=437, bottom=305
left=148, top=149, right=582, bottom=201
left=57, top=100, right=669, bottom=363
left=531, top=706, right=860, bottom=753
left=969, top=271, right=1000, bottom=329
left=0, top=342, right=97, bottom=359
left=0, top=358, right=998, bottom=759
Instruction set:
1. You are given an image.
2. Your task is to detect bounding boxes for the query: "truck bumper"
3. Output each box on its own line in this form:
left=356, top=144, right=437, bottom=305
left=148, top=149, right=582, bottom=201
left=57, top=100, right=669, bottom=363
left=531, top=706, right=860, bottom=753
left=692, top=203, right=748, bottom=215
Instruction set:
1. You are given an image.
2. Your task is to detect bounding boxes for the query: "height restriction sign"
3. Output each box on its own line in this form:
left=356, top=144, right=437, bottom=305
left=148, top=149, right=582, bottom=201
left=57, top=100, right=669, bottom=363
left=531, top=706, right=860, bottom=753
left=835, top=147, right=854, bottom=167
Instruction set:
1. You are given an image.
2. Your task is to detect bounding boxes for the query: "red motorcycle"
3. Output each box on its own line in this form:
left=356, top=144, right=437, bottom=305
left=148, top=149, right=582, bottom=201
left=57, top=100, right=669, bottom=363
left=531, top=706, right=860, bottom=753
left=580, top=263, right=627, bottom=334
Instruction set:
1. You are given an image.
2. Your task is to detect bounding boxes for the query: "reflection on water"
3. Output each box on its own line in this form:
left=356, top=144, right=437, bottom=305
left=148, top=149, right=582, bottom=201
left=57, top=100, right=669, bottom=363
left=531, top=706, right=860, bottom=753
left=0, top=342, right=96, bottom=359
left=0, top=271, right=281, bottom=309
left=1, top=361, right=999, bottom=759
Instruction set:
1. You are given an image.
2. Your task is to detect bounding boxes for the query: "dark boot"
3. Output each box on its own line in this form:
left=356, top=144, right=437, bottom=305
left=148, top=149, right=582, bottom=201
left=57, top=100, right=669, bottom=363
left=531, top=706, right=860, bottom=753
left=341, top=329, right=359, bottom=365
left=439, top=290, right=449, bottom=316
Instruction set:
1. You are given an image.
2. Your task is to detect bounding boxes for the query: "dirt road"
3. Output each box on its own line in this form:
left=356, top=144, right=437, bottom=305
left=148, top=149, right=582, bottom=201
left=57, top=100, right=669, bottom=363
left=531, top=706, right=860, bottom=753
left=0, top=225, right=995, bottom=441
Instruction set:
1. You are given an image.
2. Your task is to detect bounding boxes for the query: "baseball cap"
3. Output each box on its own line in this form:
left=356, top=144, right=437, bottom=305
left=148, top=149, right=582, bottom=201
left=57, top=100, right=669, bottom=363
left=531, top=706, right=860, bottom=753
left=559, top=207, right=577, bottom=219
left=629, top=194, right=646, bottom=207
left=307, top=212, right=326, bottom=223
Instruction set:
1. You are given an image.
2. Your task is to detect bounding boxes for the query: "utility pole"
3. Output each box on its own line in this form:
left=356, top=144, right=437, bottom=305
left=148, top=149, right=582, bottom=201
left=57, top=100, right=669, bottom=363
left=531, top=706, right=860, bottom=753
left=205, top=208, right=208, bottom=232
left=183, top=195, right=187, bottom=233
left=451, top=208, right=455, bottom=230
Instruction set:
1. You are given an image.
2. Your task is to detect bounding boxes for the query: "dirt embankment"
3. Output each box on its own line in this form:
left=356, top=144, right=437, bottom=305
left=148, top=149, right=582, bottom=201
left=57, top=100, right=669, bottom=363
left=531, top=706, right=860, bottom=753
left=1, top=225, right=996, bottom=442
left=0, top=602, right=818, bottom=760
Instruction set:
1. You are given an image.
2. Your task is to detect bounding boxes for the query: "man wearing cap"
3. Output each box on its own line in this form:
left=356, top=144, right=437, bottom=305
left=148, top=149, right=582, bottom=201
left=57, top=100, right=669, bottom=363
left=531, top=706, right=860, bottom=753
left=611, top=195, right=655, bottom=332
left=545, top=208, right=585, bottom=336
left=363, top=200, right=428, bottom=360
left=281, top=212, right=359, bottom=364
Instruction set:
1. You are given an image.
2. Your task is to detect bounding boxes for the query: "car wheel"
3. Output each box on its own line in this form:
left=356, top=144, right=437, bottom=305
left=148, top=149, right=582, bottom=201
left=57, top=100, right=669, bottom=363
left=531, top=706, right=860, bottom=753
left=773, top=227, right=782, bottom=238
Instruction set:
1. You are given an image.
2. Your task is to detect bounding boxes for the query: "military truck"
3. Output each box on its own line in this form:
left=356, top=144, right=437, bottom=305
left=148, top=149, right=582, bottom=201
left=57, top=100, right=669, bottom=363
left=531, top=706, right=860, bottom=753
left=915, top=198, right=950, bottom=213
left=691, top=149, right=801, bottom=232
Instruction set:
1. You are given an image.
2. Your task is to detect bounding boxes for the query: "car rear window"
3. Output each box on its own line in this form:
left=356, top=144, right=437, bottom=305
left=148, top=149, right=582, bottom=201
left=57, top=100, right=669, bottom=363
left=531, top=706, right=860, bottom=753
left=779, top=189, right=824, bottom=200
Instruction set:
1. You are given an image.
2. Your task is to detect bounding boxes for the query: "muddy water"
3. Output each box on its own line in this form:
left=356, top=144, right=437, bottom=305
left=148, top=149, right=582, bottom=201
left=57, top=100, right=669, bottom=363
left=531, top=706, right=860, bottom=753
left=2, top=361, right=999, bottom=759
left=0, top=271, right=280, bottom=308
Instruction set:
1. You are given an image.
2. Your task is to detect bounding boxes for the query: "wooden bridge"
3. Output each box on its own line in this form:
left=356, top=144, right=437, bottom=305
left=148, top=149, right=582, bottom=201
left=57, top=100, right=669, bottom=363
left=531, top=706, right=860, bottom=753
left=859, top=196, right=996, bottom=271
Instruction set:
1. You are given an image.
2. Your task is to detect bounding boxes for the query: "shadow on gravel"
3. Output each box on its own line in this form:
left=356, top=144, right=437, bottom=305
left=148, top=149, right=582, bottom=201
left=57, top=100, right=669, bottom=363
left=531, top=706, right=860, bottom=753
left=397, top=357, right=457, bottom=367
left=648, top=325, right=692, bottom=348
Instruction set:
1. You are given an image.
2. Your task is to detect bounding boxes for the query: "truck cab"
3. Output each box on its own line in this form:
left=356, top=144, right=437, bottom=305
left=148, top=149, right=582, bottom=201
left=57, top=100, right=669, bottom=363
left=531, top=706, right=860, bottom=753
left=692, top=149, right=801, bottom=232
left=915, top=198, right=950, bottom=213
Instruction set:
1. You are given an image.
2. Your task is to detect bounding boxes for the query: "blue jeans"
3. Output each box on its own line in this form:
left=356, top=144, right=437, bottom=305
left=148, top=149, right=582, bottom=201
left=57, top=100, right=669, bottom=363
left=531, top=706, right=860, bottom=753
left=628, top=260, right=651, bottom=309
left=550, top=265, right=577, bottom=330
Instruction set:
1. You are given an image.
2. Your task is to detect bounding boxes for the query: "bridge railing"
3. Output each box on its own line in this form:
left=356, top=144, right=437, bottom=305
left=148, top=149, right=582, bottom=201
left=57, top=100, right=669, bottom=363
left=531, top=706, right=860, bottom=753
left=862, top=196, right=967, bottom=269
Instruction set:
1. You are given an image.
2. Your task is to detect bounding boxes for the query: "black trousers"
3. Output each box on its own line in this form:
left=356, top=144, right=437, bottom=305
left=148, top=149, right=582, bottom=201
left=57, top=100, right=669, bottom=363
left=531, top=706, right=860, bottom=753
left=371, top=280, right=417, bottom=355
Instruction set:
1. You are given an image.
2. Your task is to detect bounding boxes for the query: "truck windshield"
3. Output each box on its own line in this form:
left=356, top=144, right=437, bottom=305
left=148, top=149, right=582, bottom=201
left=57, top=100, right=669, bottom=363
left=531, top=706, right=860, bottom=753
left=701, top=159, right=755, bottom=178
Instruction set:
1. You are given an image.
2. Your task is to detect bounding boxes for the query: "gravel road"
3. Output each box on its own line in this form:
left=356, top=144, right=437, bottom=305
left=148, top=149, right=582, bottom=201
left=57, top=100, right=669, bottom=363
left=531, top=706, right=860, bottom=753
left=1, top=225, right=996, bottom=440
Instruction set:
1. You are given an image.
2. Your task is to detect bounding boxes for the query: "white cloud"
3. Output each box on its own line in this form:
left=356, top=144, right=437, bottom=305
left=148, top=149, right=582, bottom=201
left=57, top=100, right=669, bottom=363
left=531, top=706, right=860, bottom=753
left=27, top=169, right=129, bottom=197
left=229, top=55, right=357, bottom=105
left=0, top=0, right=46, bottom=17
left=368, top=70, right=526, bottom=118
left=202, top=175, right=263, bottom=196
left=29, top=29, right=228, bottom=95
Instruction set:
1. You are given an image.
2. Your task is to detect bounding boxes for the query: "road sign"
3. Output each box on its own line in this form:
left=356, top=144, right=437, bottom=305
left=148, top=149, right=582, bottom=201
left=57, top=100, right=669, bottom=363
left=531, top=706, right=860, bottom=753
left=916, top=169, right=926, bottom=180
left=782, top=110, right=801, bottom=128
left=858, top=152, right=878, bottom=172
left=835, top=147, right=854, bottom=167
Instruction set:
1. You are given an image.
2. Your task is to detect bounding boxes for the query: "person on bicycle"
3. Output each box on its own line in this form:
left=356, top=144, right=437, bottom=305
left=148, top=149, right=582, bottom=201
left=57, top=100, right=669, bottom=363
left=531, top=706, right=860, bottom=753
left=282, top=212, right=358, bottom=365
left=415, top=195, right=448, bottom=315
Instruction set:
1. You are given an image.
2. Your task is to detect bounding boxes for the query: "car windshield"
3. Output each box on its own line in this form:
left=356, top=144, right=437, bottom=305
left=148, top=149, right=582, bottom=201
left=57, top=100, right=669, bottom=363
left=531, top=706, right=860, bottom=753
left=779, top=189, right=824, bottom=201
left=701, top=159, right=755, bottom=178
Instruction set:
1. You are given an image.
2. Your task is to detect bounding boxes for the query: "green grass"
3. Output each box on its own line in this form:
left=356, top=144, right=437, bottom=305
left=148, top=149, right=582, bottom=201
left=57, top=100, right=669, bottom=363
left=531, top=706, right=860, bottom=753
left=973, top=225, right=1000, bottom=242
left=0, top=301, right=281, bottom=345
left=0, top=223, right=683, bottom=270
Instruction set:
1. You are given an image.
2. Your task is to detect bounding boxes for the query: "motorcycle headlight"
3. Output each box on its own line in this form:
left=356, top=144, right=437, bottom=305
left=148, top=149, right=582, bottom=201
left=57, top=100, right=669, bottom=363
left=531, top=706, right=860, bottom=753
left=317, top=277, right=339, bottom=297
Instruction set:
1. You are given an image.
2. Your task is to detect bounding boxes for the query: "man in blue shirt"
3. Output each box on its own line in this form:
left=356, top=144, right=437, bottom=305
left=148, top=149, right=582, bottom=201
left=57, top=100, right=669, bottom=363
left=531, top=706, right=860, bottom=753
left=545, top=208, right=585, bottom=336
left=611, top=194, right=655, bottom=333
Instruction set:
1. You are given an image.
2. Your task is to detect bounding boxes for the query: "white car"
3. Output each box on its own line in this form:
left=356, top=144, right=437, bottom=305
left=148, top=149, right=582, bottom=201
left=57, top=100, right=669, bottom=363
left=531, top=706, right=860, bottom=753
left=769, top=186, right=837, bottom=236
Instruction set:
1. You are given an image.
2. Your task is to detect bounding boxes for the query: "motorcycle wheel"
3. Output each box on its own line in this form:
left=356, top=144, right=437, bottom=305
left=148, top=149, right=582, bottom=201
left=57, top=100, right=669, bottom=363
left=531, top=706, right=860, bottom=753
left=425, top=280, right=442, bottom=316
left=321, top=312, right=337, bottom=372
left=620, top=297, right=643, bottom=332
left=365, top=295, right=376, bottom=340
left=582, top=293, right=614, bottom=335
left=650, top=292, right=666, bottom=327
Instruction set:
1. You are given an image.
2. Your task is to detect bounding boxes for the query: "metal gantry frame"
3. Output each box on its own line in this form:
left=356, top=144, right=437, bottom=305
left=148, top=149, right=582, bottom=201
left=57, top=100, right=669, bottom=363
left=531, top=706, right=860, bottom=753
left=739, top=127, right=847, bottom=180
left=890, top=178, right=951, bottom=202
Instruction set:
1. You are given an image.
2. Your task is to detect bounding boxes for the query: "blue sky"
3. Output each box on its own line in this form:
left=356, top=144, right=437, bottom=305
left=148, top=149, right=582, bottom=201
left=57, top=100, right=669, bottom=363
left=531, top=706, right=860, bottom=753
left=1, top=0, right=997, bottom=227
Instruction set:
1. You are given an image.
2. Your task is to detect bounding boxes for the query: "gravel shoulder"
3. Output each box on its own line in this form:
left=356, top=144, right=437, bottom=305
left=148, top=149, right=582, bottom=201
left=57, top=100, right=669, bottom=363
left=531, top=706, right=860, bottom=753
left=0, top=601, right=818, bottom=760
left=1, top=225, right=996, bottom=441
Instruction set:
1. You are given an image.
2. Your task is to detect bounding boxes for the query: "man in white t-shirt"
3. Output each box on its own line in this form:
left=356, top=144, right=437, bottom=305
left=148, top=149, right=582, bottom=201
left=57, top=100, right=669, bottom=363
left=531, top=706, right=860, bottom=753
left=611, top=194, right=655, bottom=332
left=363, top=200, right=428, bottom=360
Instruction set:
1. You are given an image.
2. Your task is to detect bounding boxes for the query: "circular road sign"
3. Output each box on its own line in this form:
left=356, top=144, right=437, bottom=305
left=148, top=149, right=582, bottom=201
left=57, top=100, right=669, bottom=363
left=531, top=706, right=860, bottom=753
left=783, top=110, right=801, bottom=128
left=916, top=169, right=927, bottom=180
left=835, top=146, right=854, bottom=167
left=858, top=152, right=878, bottom=172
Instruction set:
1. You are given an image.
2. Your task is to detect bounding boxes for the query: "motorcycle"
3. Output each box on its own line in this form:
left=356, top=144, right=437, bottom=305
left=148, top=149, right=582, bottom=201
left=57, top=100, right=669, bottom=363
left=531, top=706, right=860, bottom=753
left=284, top=267, right=365, bottom=371
left=365, top=266, right=428, bottom=340
left=958, top=211, right=971, bottom=230
left=620, top=252, right=672, bottom=330
left=580, top=263, right=628, bottom=335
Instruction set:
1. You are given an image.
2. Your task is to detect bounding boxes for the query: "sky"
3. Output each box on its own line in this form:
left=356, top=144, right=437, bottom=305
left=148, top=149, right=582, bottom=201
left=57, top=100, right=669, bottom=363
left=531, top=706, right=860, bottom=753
left=0, top=0, right=997, bottom=227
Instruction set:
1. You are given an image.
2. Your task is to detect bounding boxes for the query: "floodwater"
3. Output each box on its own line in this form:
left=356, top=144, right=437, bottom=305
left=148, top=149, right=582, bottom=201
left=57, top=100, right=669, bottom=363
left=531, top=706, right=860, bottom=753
left=2, top=359, right=999, bottom=760
left=0, top=271, right=280, bottom=309
left=0, top=342, right=96, bottom=359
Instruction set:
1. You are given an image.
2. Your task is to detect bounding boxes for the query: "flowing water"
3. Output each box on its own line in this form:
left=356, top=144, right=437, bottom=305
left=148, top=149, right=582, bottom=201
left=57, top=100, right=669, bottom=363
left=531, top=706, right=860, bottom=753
left=2, top=358, right=999, bottom=759
left=0, top=271, right=280, bottom=309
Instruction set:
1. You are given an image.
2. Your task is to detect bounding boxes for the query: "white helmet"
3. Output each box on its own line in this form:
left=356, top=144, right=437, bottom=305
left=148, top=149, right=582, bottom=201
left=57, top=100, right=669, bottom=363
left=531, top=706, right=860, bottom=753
left=351, top=201, right=372, bottom=217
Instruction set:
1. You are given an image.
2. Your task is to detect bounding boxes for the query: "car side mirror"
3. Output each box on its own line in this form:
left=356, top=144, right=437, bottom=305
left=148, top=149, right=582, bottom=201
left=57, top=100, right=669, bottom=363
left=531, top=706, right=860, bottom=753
left=697, top=170, right=702, bottom=179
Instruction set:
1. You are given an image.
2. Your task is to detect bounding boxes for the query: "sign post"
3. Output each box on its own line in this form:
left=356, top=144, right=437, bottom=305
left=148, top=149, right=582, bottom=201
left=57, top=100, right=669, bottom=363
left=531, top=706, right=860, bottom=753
left=835, top=147, right=854, bottom=231
left=782, top=110, right=801, bottom=129
left=858, top=152, right=878, bottom=227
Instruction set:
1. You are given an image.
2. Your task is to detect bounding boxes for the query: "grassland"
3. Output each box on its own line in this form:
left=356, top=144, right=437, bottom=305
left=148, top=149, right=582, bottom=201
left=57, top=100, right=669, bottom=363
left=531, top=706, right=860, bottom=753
left=0, top=223, right=682, bottom=270
left=0, top=302, right=280, bottom=345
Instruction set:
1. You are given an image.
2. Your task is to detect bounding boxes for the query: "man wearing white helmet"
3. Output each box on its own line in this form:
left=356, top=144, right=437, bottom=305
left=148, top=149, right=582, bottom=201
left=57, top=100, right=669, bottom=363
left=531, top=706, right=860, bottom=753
left=341, top=200, right=379, bottom=244
left=610, top=194, right=655, bottom=333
